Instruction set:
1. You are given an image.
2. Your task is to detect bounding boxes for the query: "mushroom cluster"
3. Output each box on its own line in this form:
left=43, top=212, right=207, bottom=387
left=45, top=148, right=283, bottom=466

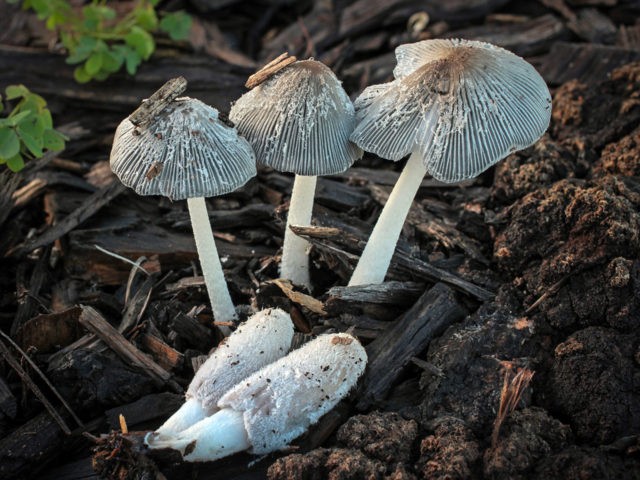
left=107, top=38, right=551, bottom=465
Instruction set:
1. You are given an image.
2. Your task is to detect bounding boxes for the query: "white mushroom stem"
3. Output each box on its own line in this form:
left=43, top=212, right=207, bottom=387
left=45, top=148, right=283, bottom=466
left=280, top=174, right=317, bottom=289
left=349, top=151, right=427, bottom=286
left=146, top=408, right=250, bottom=462
left=187, top=197, right=237, bottom=329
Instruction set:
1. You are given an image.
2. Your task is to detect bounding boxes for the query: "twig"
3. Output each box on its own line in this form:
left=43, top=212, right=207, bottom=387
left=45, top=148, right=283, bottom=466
left=0, top=329, right=84, bottom=428
left=95, top=245, right=150, bottom=279
left=128, top=76, right=187, bottom=127
left=245, top=52, right=297, bottom=89
left=525, top=274, right=570, bottom=314
left=0, top=336, right=71, bottom=434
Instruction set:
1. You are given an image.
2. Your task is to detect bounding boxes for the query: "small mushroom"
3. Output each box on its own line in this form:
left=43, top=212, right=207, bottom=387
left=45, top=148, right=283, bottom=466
left=153, top=308, right=294, bottom=439
left=348, top=39, right=552, bottom=286
left=110, top=95, right=256, bottom=326
left=146, top=332, right=367, bottom=462
left=230, top=59, right=362, bottom=289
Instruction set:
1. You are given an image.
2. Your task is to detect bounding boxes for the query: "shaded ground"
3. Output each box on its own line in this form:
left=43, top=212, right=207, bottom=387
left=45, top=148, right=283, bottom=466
left=0, top=1, right=639, bottom=479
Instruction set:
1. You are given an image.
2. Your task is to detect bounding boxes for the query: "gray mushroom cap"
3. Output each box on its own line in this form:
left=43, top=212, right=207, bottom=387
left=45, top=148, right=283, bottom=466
left=229, top=59, right=362, bottom=176
left=350, top=39, right=552, bottom=183
left=110, top=97, right=257, bottom=200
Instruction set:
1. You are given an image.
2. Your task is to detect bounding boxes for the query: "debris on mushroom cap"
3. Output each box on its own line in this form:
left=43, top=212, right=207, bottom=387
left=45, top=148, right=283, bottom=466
left=218, top=332, right=367, bottom=455
left=229, top=59, right=362, bottom=176
left=110, top=97, right=257, bottom=200
left=350, top=38, right=552, bottom=183
left=152, top=308, right=294, bottom=438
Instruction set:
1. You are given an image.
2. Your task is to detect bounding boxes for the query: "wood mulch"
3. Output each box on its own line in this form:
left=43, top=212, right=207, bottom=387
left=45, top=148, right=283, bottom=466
left=0, top=0, right=639, bottom=479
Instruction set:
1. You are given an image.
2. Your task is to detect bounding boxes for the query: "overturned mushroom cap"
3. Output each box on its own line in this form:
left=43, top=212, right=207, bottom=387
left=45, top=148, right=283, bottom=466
left=188, top=308, right=294, bottom=413
left=110, top=97, right=257, bottom=200
left=152, top=308, right=294, bottom=438
left=219, top=332, right=367, bottom=455
left=350, top=39, right=552, bottom=183
left=229, top=59, right=362, bottom=176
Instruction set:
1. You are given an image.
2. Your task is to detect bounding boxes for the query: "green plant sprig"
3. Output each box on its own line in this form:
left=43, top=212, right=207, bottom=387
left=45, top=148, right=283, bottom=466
left=0, top=85, right=67, bottom=172
left=8, top=0, right=192, bottom=83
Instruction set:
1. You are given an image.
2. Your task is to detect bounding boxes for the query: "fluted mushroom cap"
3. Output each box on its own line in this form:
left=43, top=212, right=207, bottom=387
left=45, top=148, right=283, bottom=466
left=110, top=97, right=257, bottom=200
left=218, top=332, right=367, bottom=454
left=229, top=59, right=362, bottom=176
left=350, top=39, right=552, bottom=183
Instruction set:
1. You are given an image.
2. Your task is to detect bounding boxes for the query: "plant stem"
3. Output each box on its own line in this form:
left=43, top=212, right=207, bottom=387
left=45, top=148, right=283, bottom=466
left=187, top=197, right=236, bottom=332
left=348, top=151, right=427, bottom=286
left=281, top=174, right=317, bottom=290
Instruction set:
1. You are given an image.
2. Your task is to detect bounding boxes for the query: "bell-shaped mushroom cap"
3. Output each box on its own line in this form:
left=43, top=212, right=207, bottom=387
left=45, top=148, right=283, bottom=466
left=229, top=59, right=362, bottom=176
left=350, top=39, right=552, bottom=183
left=187, top=308, right=294, bottom=414
left=110, top=97, right=257, bottom=200
left=218, top=332, right=367, bottom=455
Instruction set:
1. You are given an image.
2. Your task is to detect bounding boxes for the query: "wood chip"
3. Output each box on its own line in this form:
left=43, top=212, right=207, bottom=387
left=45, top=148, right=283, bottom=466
left=272, top=278, right=327, bottom=315
left=128, top=76, right=187, bottom=127
left=245, top=52, right=297, bottom=89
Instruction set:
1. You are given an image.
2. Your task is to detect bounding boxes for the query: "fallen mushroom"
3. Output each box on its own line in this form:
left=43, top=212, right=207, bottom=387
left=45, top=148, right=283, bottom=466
left=110, top=87, right=256, bottom=327
left=229, top=58, right=362, bottom=290
left=146, top=332, right=367, bottom=462
left=153, top=308, right=294, bottom=439
left=348, top=39, right=551, bottom=286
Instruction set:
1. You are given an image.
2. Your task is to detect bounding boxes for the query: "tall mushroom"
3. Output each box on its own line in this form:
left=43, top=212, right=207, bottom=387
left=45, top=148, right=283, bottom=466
left=348, top=39, right=552, bottom=286
left=229, top=57, right=362, bottom=290
left=110, top=81, right=256, bottom=326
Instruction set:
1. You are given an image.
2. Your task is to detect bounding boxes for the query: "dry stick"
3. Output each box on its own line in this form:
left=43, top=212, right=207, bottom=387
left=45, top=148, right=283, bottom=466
left=490, top=367, right=535, bottom=449
left=0, top=329, right=84, bottom=428
left=0, top=336, right=71, bottom=435
left=9, top=180, right=127, bottom=257
left=78, top=305, right=182, bottom=394
left=128, top=76, right=187, bottom=127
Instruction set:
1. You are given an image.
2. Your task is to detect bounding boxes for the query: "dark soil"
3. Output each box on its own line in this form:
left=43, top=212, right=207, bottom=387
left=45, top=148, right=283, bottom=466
left=0, top=1, right=639, bottom=479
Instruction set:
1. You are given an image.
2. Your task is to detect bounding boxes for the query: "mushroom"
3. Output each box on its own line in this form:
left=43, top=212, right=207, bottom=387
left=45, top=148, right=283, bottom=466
left=153, top=308, right=294, bottom=439
left=229, top=58, right=362, bottom=289
left=110, top=92, right=256, bottom=326
left=348, top=39, right=552, bottom=286
left=146, top=332, right=367, bottom=462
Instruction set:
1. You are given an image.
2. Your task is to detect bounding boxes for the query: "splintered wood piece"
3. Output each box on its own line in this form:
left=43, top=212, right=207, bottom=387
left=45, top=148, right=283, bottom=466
left=140, top=334, right=184, bottom=372
left=128, top=76, right=187, bottom=127
left=78, top=306, right=182, bottom=393
left=245, top=53, right=297, bottom=89
left=272, top=278, right=327, bottom=315
left=9, top=180, right=127, bottom=258
left=357, top=283, right=467, bottom=409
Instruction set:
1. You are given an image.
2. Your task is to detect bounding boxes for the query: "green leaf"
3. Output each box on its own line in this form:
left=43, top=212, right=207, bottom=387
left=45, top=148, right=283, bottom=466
left=159, top=11, right=192, bottom=41
left=125, top=26, right=155, bottom=60
left=5, top=84, right=30, bottom=100
left=43, top=129, right=66, bottom=151
left=85, top=52, right=103, bottom=76
left=17, top=124, right=44, bottom=157
left=125, top=50, right=142, bottom=75
left=6, top=111, right=33, bottom=126
left=0, top=128, right=20, bottom=159
left=74, top=65, right=92, bottom=83
left=6, top=154, right=25, bottom=172
left=135, top=6, right=158, bottom=31
left=101, top=48, right=124, bottom=73
left=37, top=109, right=53, bottom=130
left=66, top=36, right=99, bottom=64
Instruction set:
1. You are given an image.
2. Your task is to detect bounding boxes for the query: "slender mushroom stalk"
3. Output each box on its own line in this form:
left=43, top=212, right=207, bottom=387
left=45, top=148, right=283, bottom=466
left=230, top=58, right=362, bottom=290
left=153, top=308, right=293, bottom=439
left=281, top=175, right=317, bottom=287
left=348, top=39, right=552, bottom=286
left=146, top=332, right=367, bottom=462
left=110, top=88, right=257, bottom=328
left=186, top=197, right=236, bottom=322
left=349, top=151, right=426, bottom=285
